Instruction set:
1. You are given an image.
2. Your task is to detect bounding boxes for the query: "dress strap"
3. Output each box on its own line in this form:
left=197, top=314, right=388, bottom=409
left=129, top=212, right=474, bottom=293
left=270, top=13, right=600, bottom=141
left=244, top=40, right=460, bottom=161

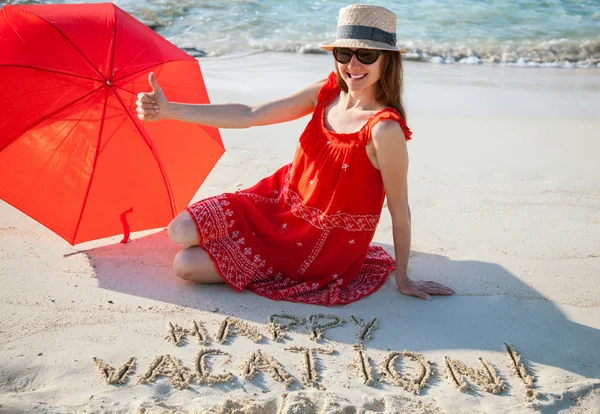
left=316, top=71, right=339, bottom=106
left=361, top=108, right=413, bottom=144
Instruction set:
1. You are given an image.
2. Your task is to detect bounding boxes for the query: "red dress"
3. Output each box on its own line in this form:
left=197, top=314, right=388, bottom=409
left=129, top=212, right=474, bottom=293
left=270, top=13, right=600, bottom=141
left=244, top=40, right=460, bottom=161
left=187, top=72, right=413, bottom=305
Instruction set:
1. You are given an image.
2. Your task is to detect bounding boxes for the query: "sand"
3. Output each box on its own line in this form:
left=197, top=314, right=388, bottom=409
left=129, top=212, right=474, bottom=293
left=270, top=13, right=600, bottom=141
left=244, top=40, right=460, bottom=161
left=0, top=53, right=599, bottom=413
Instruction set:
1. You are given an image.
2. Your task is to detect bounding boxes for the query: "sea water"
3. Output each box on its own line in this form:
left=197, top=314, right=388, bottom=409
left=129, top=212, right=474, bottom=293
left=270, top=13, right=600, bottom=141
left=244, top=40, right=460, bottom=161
left=4, top=0, right=600, bottom=67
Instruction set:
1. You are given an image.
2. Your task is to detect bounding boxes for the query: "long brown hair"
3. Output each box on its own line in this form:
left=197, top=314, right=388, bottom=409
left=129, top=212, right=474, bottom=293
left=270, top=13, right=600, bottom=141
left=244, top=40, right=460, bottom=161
left=335, top=51, right=407, bottom=121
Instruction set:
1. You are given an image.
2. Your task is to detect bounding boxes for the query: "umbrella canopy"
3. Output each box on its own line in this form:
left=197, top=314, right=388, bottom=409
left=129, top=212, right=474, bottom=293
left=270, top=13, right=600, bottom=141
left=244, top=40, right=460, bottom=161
left=0, top=3, right=224, bottom=245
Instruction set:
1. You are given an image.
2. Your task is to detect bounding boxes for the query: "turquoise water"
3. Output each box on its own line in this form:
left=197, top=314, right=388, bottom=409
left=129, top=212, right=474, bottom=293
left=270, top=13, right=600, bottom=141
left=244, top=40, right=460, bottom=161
left=3, top=0, right=600, bottom=67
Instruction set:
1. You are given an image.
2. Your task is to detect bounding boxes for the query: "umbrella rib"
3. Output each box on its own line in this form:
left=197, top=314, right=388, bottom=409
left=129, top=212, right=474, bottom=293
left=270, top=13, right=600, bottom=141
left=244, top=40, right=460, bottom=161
left=112, top=87, right=177, bottom=219
left=71, top=86, right=111, bottom=245
left=18, top=8, right=106, bottom=80
left=107, top=5, right=118, bottom=79
left=0, top=85, right=105, bottom=153
left=0, top=64, right=102, bottom=83
left=112, top=46, right=150, bottom=79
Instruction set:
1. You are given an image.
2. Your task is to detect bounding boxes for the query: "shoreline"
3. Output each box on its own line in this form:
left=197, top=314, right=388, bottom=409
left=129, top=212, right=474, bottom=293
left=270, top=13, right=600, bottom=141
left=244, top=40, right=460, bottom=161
left=188, top=48, right=600, bottom=69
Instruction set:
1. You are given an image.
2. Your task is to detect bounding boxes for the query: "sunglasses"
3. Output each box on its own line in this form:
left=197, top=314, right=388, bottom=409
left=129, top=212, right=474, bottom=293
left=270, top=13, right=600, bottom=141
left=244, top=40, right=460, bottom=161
left=333, top=48, right=384, bottom=65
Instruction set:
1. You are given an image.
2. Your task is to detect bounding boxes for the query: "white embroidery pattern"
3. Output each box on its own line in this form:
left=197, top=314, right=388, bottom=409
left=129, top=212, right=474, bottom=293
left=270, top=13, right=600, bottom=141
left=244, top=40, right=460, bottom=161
left=236, top=188, right=282, bottom=204
left=349, top=239, right=355, bottom=244
left=285, top=185, right=381, bottom=231
left=342, top=163, right=349, bottom=171
left=187, top=196, right=269, bottom=289
left=277, top=282, right=313, bottom=298
left=295, top=246, right=393, bottom=304
left=263, top=246, right=393, bottom=305
left=237, top=165, right=381, bottom=232
left=298, top=229, right=330, bottom=275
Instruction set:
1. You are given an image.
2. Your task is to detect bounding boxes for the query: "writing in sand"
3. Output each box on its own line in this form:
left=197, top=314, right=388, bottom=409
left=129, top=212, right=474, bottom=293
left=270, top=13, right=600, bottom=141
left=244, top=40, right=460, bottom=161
left=93, top=313, right=540, bottom=402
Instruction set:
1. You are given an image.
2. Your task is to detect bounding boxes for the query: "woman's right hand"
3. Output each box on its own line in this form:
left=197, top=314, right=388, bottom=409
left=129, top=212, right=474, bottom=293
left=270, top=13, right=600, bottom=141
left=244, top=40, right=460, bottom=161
left=136, top=72, right=169, bottom=122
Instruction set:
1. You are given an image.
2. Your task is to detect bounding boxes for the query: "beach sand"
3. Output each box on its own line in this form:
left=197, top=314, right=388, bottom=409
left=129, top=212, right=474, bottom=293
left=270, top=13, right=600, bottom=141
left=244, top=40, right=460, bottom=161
left=1, top=53, right=599, bottom=413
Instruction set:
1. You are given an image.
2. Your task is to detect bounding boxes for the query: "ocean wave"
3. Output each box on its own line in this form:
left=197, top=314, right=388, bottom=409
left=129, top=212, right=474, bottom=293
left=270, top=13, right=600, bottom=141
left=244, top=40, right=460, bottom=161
left=174, top=38, right=600, bottom=68
left=396, top=39, right=600, bottom=68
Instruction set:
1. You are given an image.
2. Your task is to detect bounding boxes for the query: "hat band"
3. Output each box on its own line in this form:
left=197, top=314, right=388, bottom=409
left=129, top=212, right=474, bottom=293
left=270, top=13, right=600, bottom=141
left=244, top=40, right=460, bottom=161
left=336, top=25, right=397, bottom=46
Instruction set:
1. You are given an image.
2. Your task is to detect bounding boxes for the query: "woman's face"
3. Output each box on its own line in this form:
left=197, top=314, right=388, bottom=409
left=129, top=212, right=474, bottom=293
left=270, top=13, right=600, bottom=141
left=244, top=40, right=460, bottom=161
left=335, top=48, right=384, bottom=94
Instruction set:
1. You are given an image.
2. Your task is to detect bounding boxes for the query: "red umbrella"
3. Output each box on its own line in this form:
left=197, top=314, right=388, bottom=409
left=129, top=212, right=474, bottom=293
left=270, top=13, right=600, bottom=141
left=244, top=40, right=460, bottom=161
left=0, top=3, right=224, bottom=245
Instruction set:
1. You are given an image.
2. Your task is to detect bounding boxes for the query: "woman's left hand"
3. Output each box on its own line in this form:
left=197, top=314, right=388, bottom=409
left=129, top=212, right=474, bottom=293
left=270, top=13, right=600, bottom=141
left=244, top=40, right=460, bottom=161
left=396, top=277, right=454, bottom=300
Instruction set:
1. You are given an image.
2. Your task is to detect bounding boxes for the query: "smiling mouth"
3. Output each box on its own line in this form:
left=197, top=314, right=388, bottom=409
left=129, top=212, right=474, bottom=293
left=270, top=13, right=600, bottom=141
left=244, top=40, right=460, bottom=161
left=347, top=73, right=367, bottom=80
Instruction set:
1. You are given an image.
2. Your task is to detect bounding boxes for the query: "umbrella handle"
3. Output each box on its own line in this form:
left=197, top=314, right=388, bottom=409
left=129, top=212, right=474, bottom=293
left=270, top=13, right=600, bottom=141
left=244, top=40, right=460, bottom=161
left=120, top=207, right=133, bottom=244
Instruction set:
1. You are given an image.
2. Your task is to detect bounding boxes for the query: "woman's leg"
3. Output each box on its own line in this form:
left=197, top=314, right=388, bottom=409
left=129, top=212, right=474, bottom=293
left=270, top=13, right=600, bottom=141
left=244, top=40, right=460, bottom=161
left=167, top=210, right=200, bottom=247
left=168, top=210, right=224, bottom=284
left=173, top=246, right=224, bottom=283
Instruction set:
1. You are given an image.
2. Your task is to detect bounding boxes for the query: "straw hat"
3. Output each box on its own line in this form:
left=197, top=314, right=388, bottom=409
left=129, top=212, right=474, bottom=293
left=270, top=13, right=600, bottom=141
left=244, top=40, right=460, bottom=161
left=321, top=4, right=407, bottom=52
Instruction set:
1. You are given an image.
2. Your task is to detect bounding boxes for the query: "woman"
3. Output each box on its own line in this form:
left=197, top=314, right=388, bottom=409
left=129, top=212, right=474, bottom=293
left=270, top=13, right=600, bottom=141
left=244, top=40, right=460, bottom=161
left=136, top=4, right=454, bottom=305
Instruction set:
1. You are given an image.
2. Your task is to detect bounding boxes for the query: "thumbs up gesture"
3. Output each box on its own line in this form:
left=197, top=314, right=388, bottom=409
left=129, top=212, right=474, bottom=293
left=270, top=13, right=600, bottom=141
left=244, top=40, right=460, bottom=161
left=136, top=72, right=169, bottom=122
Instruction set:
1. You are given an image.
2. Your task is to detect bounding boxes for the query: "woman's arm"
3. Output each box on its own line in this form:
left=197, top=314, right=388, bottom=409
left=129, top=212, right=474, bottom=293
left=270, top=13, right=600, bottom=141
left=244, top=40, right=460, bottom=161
left=371, top=120, right=411, bottom=283
left=136, top=72, right=326, bottom=128
left=371, top=120, right=454, bottom=300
